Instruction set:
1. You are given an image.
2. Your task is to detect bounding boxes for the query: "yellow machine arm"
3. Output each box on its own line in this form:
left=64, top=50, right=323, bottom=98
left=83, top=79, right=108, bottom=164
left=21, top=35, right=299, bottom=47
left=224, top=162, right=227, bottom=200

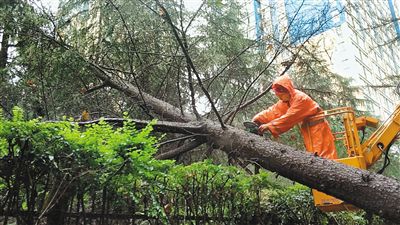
left=361, top=104, right=400, bottom=168
left=311, top=104, right=400, bottom=212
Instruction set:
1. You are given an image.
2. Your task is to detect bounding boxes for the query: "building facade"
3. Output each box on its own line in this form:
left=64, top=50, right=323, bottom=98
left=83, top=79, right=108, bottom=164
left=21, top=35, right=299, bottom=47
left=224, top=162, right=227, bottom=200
left=331, top=0, right=400, bottom=119
left=245, top=0, right=400, bottom=119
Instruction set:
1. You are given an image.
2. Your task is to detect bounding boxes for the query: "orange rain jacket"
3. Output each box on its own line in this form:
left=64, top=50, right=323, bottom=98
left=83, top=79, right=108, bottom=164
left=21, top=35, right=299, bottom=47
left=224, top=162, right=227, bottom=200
left=252, top=75, right=338, bottom=159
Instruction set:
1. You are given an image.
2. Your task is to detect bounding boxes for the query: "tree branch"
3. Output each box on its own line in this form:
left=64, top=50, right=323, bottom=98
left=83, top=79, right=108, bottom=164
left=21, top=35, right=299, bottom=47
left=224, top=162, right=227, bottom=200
left=206, top=40, right=258, bottom=90
left=155, top=137, right=206, bottom=160
left=74, top=118, right=206, bottom=135
left=158, top=134, right=198, bottom=146
left=107, top=0, right=155, bottom=119
left=0, top=102, right=12, bottom=117
left=83, top=82, right=110, bottom=95
left=156, top=1, right=225, bottom=128
left=184, top=0, right=205, bottom=33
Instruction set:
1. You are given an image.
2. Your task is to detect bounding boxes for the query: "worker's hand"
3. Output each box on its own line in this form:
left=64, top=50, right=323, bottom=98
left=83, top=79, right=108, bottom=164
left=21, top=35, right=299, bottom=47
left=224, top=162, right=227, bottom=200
left=259, top=125, right=275, bottom=140
left=252, top=119, right=261, bottom=126
left=258, top=124, right=270, bottom=135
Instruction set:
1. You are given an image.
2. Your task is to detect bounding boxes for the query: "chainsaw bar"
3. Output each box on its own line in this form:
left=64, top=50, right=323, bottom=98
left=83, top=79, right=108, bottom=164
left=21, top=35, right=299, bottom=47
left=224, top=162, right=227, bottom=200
left=243, top=121, right=258, bottom=129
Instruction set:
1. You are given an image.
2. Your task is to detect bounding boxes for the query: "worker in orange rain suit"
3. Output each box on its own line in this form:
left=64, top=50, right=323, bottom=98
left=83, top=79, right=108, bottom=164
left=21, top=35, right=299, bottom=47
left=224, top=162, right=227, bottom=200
left=252, top=75, right=338, bottom=159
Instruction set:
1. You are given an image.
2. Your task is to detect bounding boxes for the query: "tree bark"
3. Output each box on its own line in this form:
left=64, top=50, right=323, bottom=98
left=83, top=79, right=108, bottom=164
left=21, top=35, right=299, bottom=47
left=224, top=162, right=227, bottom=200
left=84, top=59, right=400, bottom=222
left=0, top=0, right=13, bottom=70
left=0, top=24, right=10, bottom=69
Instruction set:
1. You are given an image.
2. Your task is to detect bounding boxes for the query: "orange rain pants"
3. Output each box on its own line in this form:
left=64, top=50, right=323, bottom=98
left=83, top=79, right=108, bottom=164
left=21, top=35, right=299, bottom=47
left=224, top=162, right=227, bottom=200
left=252, top=75, right=337, bottom=159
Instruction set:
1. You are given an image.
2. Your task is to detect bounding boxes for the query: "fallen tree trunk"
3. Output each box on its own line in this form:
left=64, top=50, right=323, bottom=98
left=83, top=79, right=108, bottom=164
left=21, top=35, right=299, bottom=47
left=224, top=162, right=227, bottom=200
left=85, top=59, right=400, bottom=222
left=205, top=122, right=400, bottom=222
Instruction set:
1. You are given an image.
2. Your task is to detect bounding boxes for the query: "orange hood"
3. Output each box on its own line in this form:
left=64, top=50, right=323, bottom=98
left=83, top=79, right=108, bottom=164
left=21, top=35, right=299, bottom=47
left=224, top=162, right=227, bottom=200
left=272, top=75, right=296, bottom=96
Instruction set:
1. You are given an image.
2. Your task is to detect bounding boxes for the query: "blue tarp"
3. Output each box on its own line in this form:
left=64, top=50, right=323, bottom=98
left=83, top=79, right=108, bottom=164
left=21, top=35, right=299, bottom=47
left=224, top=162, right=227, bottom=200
left=388, top=0, right=400, bottom=40
left=284, top=0, right=345, bottom=44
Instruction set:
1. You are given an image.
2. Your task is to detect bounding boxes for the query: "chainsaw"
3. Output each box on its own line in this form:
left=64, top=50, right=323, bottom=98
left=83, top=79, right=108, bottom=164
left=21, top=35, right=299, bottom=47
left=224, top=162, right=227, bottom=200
left=243, top=121, right=272, bottom=139
left=243, top=121, right=260, bottom=135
